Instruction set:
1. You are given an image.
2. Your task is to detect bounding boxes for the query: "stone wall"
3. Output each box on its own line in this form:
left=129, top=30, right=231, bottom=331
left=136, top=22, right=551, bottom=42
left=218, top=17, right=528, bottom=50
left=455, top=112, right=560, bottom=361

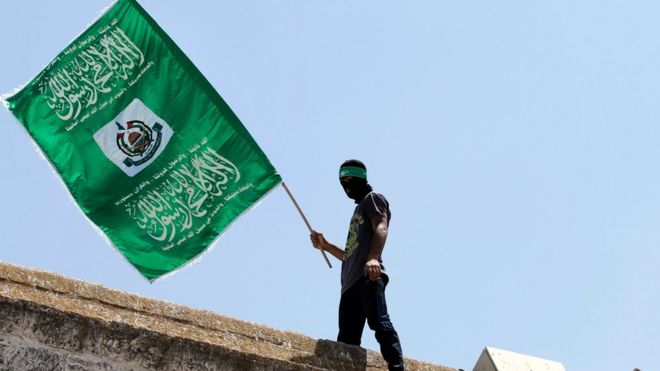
left=0, top=262, right=455, bottom=371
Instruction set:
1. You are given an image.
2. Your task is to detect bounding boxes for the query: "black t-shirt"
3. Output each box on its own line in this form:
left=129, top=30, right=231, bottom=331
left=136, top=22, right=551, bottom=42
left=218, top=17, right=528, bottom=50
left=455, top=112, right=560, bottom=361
left=340, top=192, right=391, bottom=293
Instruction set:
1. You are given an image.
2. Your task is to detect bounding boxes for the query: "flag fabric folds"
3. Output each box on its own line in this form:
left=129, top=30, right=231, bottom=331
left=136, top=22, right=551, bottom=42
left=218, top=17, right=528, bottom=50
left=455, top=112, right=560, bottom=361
left=3, top=0, right=282, bottom=281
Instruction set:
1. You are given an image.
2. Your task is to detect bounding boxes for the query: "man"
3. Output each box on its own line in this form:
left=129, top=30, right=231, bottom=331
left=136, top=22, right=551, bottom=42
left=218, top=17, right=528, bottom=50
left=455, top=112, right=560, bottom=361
left=311, top=159, right=404, bottom=371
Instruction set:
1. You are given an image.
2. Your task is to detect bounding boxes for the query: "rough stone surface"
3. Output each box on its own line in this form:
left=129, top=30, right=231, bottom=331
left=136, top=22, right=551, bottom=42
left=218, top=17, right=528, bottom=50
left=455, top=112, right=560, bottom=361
left=0, top=262, right=456, bottom=370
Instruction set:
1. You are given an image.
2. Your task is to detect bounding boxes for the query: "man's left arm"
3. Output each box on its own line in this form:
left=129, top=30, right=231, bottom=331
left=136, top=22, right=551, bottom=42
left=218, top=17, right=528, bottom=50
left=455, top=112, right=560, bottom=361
left=365, top=214, right=388, bottom=281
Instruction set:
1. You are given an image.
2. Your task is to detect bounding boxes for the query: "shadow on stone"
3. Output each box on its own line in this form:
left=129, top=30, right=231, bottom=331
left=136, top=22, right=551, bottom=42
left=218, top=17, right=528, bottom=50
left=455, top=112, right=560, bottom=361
left=290, top=339, right=368, bottom=370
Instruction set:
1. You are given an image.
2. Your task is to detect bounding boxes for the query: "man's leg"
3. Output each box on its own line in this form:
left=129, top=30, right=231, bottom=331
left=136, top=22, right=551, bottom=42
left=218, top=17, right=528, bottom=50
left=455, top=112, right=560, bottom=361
left=362, top=276, right=404, bottom=371
left=337, top=283, right=367, bottom=346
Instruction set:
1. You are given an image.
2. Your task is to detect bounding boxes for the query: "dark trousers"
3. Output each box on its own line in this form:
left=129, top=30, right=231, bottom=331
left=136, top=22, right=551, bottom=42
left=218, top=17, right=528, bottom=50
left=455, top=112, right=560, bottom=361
left=337, top=275, right=404, bottom=371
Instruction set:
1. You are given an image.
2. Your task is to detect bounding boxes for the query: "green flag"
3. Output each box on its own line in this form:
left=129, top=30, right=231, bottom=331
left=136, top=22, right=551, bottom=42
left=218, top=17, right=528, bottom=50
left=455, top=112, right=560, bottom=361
left=3, top=0, right=282, bottom=281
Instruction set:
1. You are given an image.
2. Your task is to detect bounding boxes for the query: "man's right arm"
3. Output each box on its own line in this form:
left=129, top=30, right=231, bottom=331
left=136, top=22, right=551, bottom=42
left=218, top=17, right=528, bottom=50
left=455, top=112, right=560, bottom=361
left=310, top=231, right=345, bottom=261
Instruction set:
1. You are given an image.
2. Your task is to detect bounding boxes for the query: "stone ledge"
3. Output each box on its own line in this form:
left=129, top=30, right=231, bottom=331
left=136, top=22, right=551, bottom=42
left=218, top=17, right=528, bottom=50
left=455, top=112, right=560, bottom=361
left=0, top=262, right=455, bottom=370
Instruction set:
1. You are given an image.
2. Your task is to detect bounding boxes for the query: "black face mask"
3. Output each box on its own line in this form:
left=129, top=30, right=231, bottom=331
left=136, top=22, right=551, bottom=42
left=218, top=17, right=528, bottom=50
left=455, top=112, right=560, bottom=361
left=340, top=177, right=373, bottom=203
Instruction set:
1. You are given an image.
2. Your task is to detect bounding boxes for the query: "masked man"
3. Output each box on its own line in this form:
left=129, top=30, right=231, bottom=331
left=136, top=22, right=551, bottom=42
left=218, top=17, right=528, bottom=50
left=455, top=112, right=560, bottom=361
left=311, top=159, right=404, bottom=371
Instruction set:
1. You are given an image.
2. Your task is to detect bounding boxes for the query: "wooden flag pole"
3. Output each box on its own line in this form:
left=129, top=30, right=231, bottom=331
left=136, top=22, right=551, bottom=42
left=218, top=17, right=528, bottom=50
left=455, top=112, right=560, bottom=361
left=281, top=182, right=332, bottom=268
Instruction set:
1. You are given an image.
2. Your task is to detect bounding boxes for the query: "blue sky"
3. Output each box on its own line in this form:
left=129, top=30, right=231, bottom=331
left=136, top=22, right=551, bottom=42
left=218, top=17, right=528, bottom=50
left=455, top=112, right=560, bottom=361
left=2, top=1, right=659, bottom=370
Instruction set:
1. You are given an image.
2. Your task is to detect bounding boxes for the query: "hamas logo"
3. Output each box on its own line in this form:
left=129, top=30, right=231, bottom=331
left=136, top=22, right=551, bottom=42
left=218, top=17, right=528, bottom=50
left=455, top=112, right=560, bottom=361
left=115, top=120, right=163, bottom=167
left=94, top=98, right=173, bottom=177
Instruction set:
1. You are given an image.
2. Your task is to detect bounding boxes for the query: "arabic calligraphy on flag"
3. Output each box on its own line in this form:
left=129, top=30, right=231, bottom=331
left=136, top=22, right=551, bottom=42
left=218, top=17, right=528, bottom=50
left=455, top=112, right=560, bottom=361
left=3, top=0, right=282, bottom=281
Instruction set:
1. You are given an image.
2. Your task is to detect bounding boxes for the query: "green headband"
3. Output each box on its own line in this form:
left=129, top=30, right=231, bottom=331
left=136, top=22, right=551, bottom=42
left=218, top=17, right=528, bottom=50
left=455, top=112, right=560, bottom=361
left=339, top=166, right=367, bottom=179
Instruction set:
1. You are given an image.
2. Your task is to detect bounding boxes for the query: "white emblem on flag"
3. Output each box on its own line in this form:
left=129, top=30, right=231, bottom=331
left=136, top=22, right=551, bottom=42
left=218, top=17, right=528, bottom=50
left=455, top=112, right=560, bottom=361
left=93, top=98, right=173, bottom=177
